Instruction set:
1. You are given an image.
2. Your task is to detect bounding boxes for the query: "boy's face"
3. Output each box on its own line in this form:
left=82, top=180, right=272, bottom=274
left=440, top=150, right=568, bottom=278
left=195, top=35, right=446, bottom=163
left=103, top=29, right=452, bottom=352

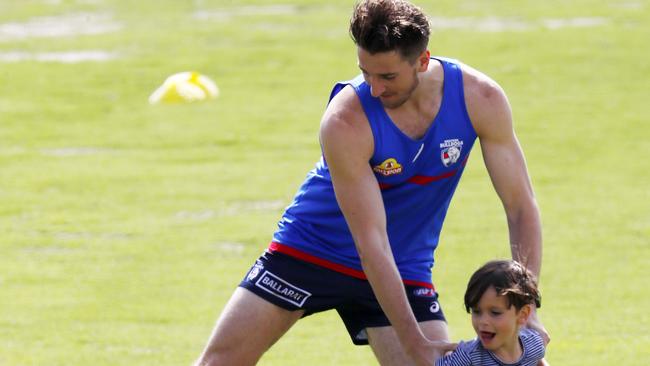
left=470, top=286, right=531, bottom=361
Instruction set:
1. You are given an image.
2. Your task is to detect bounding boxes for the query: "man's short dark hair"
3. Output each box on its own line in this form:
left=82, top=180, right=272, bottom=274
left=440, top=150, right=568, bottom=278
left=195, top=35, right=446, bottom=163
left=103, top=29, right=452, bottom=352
left=349, top=0, right=430, bottom=62
left=464, top=260, right=542, bottom=312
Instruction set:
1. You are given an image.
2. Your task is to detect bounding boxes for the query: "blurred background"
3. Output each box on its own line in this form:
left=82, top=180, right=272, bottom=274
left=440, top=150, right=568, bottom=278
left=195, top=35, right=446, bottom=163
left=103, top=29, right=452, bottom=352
left=0, top=1, right=648, bottom=364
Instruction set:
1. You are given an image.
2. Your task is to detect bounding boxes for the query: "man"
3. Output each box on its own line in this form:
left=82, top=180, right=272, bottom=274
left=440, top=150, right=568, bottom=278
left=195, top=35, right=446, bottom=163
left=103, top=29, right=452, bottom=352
left=194, top=1, right=548, bottom=365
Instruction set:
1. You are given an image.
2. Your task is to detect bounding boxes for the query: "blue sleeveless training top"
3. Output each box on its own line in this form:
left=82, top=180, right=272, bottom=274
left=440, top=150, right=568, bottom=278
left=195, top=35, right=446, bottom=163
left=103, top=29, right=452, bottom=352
left=272, top=57, right=477, bottom=285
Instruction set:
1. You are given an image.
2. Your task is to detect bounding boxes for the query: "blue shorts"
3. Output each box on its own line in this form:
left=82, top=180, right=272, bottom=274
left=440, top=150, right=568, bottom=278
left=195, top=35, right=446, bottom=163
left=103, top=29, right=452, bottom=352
left=239, top=250, right=446, bottom=345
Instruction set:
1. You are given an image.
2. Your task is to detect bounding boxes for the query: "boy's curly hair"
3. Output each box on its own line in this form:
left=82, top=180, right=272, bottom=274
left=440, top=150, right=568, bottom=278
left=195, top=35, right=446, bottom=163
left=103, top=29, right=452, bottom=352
left=464, top=260, right=542, bottom=312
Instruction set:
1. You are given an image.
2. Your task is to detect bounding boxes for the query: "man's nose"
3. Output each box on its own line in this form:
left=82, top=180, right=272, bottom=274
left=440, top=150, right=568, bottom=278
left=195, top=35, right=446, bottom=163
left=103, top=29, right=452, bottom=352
left=368, top=77, right=385, bottom=97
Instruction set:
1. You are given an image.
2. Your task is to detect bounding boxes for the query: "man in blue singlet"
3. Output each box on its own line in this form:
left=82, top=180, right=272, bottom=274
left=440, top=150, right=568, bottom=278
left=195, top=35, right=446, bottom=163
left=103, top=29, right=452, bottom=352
left=194, top=1, right=549, bottom=365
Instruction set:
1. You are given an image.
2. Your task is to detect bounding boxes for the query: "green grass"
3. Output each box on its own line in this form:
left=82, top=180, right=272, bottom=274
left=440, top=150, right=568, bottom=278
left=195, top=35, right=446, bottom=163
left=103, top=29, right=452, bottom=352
left=1, top=0, right=648, bottom=365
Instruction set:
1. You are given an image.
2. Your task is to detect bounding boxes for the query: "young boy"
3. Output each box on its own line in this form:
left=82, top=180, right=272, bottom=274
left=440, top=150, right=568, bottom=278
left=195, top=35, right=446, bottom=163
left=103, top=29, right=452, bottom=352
left=436, top=260, right=547, bottom=365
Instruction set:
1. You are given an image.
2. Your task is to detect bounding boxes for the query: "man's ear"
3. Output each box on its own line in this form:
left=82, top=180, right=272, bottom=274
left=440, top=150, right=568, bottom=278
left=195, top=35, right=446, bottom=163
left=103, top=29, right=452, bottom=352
left=517, top=304, right=532, bottom=326
left=418, top=50, right=430, bottom=71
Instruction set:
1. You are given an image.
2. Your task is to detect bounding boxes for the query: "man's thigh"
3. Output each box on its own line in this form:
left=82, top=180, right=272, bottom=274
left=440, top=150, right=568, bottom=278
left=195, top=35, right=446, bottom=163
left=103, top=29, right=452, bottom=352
left=196, top=249, right=358, bottom=366
left=367, top=320, right=450, bottom=366
left=195, top=287, right=304, bottom=366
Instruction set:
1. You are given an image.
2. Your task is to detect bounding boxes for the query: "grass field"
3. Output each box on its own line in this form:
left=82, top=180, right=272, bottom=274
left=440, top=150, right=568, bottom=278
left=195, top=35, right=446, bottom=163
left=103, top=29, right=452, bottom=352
left=0, top=0, right=648, bottom=365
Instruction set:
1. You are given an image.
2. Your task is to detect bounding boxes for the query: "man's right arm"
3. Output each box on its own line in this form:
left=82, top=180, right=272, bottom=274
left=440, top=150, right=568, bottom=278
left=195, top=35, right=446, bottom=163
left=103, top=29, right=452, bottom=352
left=319, top=86, right=453, bottom=365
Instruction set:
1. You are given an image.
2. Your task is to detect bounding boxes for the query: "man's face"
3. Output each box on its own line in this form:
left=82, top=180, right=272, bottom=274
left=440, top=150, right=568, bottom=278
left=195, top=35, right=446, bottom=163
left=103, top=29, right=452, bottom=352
left=357, top=48, right=425, bottom=109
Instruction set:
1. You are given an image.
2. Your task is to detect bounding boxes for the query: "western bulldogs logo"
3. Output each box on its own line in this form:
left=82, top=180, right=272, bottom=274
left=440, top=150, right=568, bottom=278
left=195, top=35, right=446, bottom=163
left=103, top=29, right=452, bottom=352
left=440, top=139, right=463, bottom=167
left=247, top=261, right=264, bottom=281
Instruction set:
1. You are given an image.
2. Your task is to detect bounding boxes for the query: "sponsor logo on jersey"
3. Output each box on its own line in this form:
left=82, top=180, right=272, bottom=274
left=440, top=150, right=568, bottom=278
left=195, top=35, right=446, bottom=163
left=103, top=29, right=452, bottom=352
left=373, top=158, right=403, bottom=176
left=255, top=271, right=312, bottom=307
left=413, top=287, right=435, bottom=297
left=440, top=139, right=463, bottom=167
left=429, top=301, right=441, bottom=313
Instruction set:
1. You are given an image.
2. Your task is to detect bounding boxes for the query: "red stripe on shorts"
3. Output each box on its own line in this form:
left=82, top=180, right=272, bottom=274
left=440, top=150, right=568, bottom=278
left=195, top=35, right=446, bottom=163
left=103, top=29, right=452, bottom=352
left=268, top=242, right=434, bottom=290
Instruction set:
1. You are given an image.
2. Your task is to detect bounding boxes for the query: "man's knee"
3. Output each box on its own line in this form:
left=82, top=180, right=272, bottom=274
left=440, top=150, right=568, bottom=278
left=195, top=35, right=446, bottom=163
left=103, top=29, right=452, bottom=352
left=366, top=320, right=450, bottom=366
left=194, top=345, right=258, bottom=366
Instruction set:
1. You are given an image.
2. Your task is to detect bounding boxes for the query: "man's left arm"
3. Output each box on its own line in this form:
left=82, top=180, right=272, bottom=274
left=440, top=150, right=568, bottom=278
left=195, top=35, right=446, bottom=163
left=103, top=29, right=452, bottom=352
left=463, top=66, right=549, bottom=345
left=477, top=103, right=542, bottom=278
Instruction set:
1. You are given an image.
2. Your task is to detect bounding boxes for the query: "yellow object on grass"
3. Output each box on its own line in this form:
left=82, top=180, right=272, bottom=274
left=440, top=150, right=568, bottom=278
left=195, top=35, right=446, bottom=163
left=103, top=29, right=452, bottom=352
left=149, top=71, right=219, bottom=104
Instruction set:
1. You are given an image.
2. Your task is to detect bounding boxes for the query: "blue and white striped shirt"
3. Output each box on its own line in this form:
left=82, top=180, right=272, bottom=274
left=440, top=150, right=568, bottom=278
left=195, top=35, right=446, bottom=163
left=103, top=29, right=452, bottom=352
left=436, top=328, right=545, bottom=366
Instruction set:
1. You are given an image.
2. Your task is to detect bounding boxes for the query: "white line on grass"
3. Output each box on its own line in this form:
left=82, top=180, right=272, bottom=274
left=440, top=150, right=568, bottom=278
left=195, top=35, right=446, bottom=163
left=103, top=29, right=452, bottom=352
left=0, top=12, right=121, bottom=41
left=0, top=50, right=118, bottom=63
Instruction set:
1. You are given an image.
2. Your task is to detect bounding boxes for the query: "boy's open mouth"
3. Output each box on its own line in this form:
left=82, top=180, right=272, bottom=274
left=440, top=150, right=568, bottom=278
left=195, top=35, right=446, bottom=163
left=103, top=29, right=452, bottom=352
left=479, top=331, right=496, bottom=342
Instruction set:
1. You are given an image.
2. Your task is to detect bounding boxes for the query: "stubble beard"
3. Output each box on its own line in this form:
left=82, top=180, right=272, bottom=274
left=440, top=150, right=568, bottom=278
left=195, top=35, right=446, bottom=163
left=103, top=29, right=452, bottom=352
left=380, top=69, right=420, bottom=110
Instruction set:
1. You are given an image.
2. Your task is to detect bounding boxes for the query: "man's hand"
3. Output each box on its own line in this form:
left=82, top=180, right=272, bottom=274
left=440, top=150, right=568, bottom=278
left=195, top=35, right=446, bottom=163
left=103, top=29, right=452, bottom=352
left=407, top=339, right=457, bottom=366
left=527, top=309, right=550, bottom=345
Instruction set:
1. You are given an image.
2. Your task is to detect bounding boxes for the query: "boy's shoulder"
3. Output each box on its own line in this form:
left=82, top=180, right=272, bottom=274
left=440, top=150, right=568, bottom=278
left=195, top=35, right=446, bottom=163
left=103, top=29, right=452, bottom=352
left=456, top=338, right=483, bottom=354
left=520, top=328, right=546, bottom=360
left=435, top=339, right=483, bottom=366
left=520, top=328, right=544, bottom=348
left=436, top=329, right=545, bottom=366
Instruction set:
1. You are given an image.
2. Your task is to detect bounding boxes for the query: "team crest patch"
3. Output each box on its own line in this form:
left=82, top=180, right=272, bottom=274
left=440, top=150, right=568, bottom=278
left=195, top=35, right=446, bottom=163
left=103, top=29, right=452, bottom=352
left=255, top=271, right=312, bottom=307
left=373, top=158, right=403, bottom=176
left=440, top=139, right=463, bottom=167
left=247, top=261, right=264, bottom=281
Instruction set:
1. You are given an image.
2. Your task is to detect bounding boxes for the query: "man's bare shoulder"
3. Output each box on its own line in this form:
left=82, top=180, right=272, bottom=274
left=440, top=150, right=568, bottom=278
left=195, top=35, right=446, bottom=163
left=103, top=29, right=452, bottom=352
left=321, top=85, right=367, bottom=130
left=320, top=85, right=373, bottom=157
left=460, top=63, right=505, bottom=101
left=459, top=63, right=512, bottom=136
